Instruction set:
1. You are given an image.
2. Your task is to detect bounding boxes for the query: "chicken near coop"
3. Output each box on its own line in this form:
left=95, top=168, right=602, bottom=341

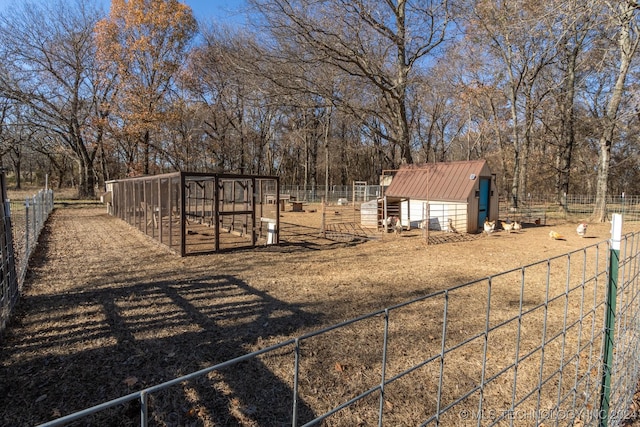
left=501, top=221, right=514, bottom=233
left=513, top=221, right=522, bottom=232
left=394, top=218, right=403, bottom=235
left=576, top=222, right=587, bottom=238
left=383, top=215, right=398, bottom=227
left=549, top=230, right=564, bottom=240
left=447, top=218, right=458, bottom=233
left=383, top=215, right=401, bottom=233
left=483, top=218, right=496, bottom=236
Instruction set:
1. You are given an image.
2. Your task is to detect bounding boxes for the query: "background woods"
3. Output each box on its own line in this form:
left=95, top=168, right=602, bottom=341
left=0, top=0, right=638, bottom=218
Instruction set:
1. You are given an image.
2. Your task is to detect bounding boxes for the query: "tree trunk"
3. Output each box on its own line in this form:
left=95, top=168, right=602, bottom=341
left=13, top=158, right=21, bottom=190
left=555, top=46, right=577, bottom=209
left=518, top=87, right=538, bottom=208
left=508, top=86, right=521, bottom=208
left=76, top=148, right=96, bottom=198
left=593, top=2, right=638, bottom=222
left=397, top=97, right=413, bottom=164
left=593, top=131, right=613, bottom=222
left=143, top=130, right=150, bottom=175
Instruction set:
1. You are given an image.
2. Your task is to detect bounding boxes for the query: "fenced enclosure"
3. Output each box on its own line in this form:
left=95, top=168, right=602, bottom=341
left=285, top=186, right=640, bottom=242
left=38, top=224, right=640, bottom=426
left=281, top=183, right=382, bottom=204
left=0, top=184, right=54, bottom=336
left=107, top=172, right=280, bottom=256
left=498, top=194, right=640, bottom=226
left=283, top=185, right=640, bottom=222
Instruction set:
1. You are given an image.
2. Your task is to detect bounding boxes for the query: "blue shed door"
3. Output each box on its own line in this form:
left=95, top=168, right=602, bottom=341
left=477, top=178, right=490, bottom=228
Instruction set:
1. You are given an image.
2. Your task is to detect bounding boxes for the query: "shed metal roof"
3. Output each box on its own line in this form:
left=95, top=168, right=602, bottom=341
left=384, top=160, right=490, bottom=202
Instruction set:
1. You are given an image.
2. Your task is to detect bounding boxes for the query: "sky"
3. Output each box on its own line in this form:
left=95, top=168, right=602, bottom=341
left=181, top=0, right=247, bottom=23
left=0, top=0, right=248, bottom=25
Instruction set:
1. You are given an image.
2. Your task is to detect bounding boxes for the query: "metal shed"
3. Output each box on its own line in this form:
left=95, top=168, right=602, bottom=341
left=382, top=160, right=498, bottom=234
left=106, top=172, right=280, bottom=256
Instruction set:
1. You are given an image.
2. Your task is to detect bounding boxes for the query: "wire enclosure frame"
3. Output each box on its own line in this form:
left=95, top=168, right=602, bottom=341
left=107, top=172, right=280, bottom=256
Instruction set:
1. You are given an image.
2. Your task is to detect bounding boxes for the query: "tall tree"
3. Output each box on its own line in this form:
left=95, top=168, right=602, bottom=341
left=183, top=25, right=271, bottom=174
left=593, top=0, right=639, bottom=221
left=250, top=0, right=451, bottom=168
left=468, top=1, right=558, bottom=208
left=0, top=0, right=105, bottom=197
left=549, top=1, right=594, bottom=207
left=95, top=0, right=197, bottom=176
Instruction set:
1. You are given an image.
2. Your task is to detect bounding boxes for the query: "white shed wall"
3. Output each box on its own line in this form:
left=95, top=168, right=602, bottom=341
left=360, top=199, right=380, bottom=228
left=400, top=199, right=467, bottom=231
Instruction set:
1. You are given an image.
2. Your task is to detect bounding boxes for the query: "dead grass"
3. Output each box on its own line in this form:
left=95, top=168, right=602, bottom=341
left=1, top=203, right=639, bottom=426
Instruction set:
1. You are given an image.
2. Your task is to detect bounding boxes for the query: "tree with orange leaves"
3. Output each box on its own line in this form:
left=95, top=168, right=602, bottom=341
left=95, top=0, right=197, bottom=176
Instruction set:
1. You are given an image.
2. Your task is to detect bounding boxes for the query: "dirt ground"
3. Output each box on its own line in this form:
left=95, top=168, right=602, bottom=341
left=1, top=203, right=640, bottom=426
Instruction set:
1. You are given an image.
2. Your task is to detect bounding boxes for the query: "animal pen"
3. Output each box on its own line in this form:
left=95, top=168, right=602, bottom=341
left=35, top=218, right=640, bottom=427
left=107, top=172, right=280, bottom=256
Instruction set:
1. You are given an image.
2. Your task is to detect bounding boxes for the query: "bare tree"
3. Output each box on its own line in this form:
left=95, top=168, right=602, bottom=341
left=0, top=0, right=106, bottom=197
left=250, top=0, right=451, bottom=168
left=592, top=0, right=640, bottom=221
left=468, top=1, right=559, bottom=208
left=548, top=1, right=595, bottom=206
left=182, top=24, right=282, bottom=175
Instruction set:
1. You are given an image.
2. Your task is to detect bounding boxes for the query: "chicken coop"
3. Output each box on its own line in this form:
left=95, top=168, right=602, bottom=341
left=105, top=172, right=280, bottom=256
left=380, top=160, right=499, bottom=233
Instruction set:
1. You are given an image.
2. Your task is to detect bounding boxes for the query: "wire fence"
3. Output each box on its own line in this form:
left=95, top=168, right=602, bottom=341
left=37, top=219, right=640, bottom=426
left=283, top=185, right=640, bottom=224
left=0, top=188, right=54, bottom=335
left=107, top=172, right=280, bottom=255
left=9, top=189, right=55, bottom=282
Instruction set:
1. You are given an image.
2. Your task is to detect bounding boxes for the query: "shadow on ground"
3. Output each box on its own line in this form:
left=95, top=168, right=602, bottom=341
left=0, top=216, right=322, bottom=426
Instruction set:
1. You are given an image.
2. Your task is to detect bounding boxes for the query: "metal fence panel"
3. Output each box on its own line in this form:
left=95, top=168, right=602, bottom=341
left=36, top=230, right=640, bottom=426
left=0, top=186, right=53, bottom=336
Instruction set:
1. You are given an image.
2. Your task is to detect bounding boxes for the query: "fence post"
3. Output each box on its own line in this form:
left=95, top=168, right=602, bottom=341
left=321, top=197, right=326, bottom=239
left=33, top=195, right=39, bottom=237
left=599, top=213, right=622, bottom=427
left=24, top=198, right=30, bottom=258
left=34, top=194, right=38, bottom=234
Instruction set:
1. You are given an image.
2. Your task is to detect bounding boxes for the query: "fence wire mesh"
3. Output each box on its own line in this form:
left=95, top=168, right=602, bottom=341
left=0, top=188, right=54, bottom=336
left=10, top=190, right=55, bottom=281
left=108, top=172, right=280, bottom=255
left=37, top=228, right=640, bottom=427
left=282, top=185, right=640, bottom=224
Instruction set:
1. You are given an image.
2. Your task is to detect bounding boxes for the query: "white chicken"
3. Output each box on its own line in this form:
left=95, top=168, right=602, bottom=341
left=513, top=221, right=522, bottom=232
left=382, top=216, right=397, bottom=228
left=483, top=218, right=496, bottom=236
left=383, top=216, right=402, bottom=234
left=576, top=222, right=587, bottom=238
